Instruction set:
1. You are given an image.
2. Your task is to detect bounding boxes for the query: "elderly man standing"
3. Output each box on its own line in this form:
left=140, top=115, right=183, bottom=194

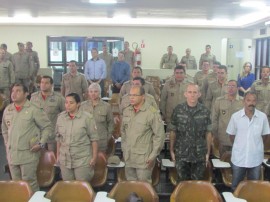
left=212, top=80, right=243, bottom=157
left=180, top=48, right=197, bottom=69
left=80, top=83, right=114, bottom=152
left=169, top=83, right=212, bottom=181
left=227, top=92, right=270, bottom=191
left=2, top=83, right=52, bottom=192
left=121, top=86, right=165, bottom=183
left=84, top=48, right=106, bottom=97
left=160, top=46, right=179, bottom=69
left=61, top=60, right=88, bottom=101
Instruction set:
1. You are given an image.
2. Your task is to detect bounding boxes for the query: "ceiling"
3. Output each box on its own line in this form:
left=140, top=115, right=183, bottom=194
left=0, top=0, right=270, bottom=28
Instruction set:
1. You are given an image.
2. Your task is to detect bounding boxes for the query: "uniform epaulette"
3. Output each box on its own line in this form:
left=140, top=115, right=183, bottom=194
left=123, top=80, right=131, bottom=85
left=253, top=80, right=262, bottom=85
left=145, top=80, right=153, bottom=85
left=53, top=91, right=63, bottom=97
left=31, top=91, right=39, bottom=97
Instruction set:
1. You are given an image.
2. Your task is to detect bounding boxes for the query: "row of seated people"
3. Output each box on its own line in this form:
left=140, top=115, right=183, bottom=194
left=1, top=179, right=270, bottom=202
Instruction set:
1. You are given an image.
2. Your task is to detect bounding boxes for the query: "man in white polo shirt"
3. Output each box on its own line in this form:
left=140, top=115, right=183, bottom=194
left=226, top=92, right=270, bottom=191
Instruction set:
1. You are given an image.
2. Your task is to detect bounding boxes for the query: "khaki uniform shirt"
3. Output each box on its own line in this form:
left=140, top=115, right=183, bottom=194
left=0, top=60, right=15, bottom=89
left=56, top=110, right=99, bottom=169
left=212, top=95, right=243, bottom=146
left=30, top=91, right=65, bottom=142
left=119, top=80, right=156, bottom=99
left=2, top=100, right=52, bottom=165
left=160, top=53, right=179, bottom=69
left=250, top=80, right=270, bottom=111
left=194, top=71, right=208, bottom=88
left=180, top=55, right=197, bottom=69
left=123, top=49, right=135, bottom=68
left=99, top=52, right=114, bottom=80
left=12, top=51, right=32, bottom=79
left=4, top=52, right=12, bottom=62
left=121, top=102, right=165, bottom=169
left=80, top=99, right=114, bottom=151
left=199, top=53, right=216, bottom=69
left=27, top=50, right=40, bottom=77
left=201, top=72, right=217, bottom=102
left=160, top=78, right=190, bottom=123
left=120, top=93, right=158, bottom=114
left=205, top=80, right=228, bottom=111
left=61, top=72, right=88, bottom=101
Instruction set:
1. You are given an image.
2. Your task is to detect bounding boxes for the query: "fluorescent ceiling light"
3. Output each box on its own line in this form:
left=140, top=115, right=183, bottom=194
left=89, top=0, right=117, bottom=4
left=265, top=21, right=270, bottom=25
left=240, top=1, right=266, bottom=8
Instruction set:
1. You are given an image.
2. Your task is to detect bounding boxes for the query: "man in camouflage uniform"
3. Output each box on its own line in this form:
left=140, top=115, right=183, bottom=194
left=2, top=83, right=52, bottom=192
left=160, top=65, right=190, bottom=125
left=0, top=43, right=12, bottom=62
left=199, top=44, right=216, bottom=69
left=250, top=66, right=270, bottom=112
left=120, top=66, right=156, bottom=99
left=121, top=86, right=165, bottom=183
left=30, top=76, right=65, bottom=153
left=205, top=65, right=228, bottom=111
left=169, top=83, right=212, bottom=181
left=160, top=46, right=179, bottom=69
left=61, top=60, right=88, bottom=101
left=212, top=80, right=243, bottom=157
left=80, top=83, right=114, bottom=152
left=120, top=77, right=158, bottom=114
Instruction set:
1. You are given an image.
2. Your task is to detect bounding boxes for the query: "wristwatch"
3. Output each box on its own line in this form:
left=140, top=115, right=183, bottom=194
left=38, top=142, right=45, bottom=149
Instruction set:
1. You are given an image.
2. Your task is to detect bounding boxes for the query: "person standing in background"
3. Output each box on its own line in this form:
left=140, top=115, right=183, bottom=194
left=160, top=46, right=179, bottom=69
left=199, top=44, right=216, bottom=69
left=180, top=48, right=197, bottom=69
left=123, top=41, right=135, bottom=69
left=98, top=44, right=114, bottom=81
left=238, top=62, right=255, bottom=97
left=0, top=43, right=12, bottom=62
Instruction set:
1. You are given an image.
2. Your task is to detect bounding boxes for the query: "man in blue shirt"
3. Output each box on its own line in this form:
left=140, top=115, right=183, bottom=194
left=111, top=51, right=130, bottom=93
left=84, top=48, right=106, bottom=97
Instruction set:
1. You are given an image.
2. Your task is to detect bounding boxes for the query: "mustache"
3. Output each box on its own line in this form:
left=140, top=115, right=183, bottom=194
left=248, top=105, right=255, bottom=108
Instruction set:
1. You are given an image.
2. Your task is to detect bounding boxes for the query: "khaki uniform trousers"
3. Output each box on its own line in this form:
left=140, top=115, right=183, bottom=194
left=9, top=161, right=39, bottom=192
left=60, top=165, right=94, bottom=182
left=125, top=166, right=154, bottom=184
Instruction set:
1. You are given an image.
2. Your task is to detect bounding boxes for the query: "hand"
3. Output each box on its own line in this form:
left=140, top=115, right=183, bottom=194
left=146, top=158, right=154, bottom=169
left=205, top=153, right=210, bottom=167
left=89, top=157, right=97, bottom=167
left=30, top=144, right=41, bottom=152
left=170, top=151, right=176, bottom=162
left=114, top=116, right=120, bottom=124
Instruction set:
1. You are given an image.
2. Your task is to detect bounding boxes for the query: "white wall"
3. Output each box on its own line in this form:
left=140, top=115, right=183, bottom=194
left=0, top=25, right=252, bottom=78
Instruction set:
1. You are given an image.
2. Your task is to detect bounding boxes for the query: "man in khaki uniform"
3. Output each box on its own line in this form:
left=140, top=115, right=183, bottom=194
left=120, top=66, right=156, bottom=99
left=160, top=65, right=190, bottom=124
left=160, top=46, right=179, bottom=69
left=61, top=60, right=88, bottom=101
left=123, top=41, right=135, bottom=69
left=0, top=48, right=15, bottom=103
left=2, top=83, right=52, bottom=192
left=12, top=42, right=33, bottom=89
left=250, top=66, right=270, bottom=112
left=180, top=48, right=197, bottom=69
left=194, top=61, right=210, bottom=103
left=121, top=86, right=165, bottom=183
left=0, top=44, right=12, bottom=62
left=212, top=80, right=243, bottom=157
left=99, top=44, right=114, bottom=80
left=199, top=45, right=216, bottom=69
left=26, top=42, right=40, bottom=92
left=205, top=65, right=228, bottom=111
left=120, top=77, right=158, bottom=114
left=80, top=83, right=114, bottom=152
left=30, top=76, right=65, bottom=153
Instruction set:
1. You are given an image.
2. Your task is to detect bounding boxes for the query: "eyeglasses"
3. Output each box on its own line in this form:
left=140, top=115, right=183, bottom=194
left=128, top=94, right=142, bottom=97
left=227, top=85, right=237, bottom=88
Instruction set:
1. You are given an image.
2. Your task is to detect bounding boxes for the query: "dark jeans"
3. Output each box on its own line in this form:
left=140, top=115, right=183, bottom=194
left=231, top=163, right=261, bottom=191
left=111, top=83, right=122, bottom=93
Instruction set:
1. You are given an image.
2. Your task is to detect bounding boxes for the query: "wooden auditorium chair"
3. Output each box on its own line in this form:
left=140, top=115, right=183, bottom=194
left=170, top=181, right=223, bottom=202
